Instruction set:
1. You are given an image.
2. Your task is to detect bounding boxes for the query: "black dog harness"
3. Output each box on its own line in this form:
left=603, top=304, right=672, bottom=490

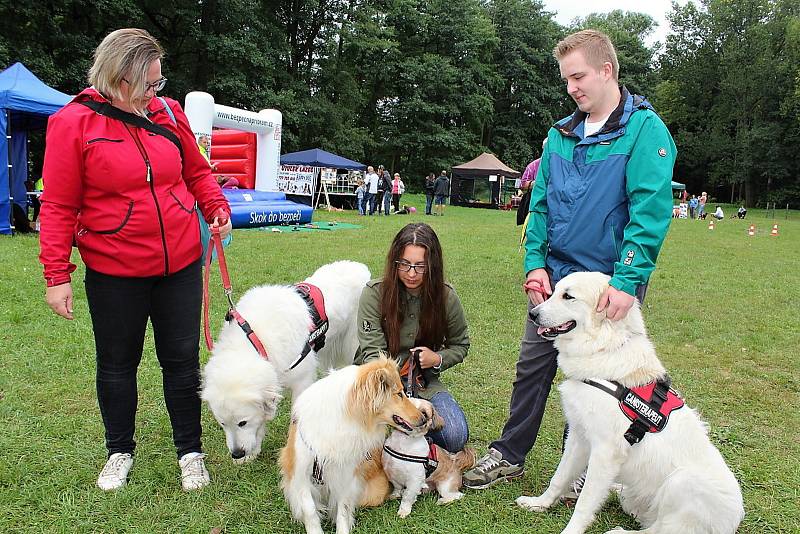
left=288, top=282, right=329, bottom=369
left=584, top=377, right=685, bottom=445
left=383, top=440, right=440, bottom=478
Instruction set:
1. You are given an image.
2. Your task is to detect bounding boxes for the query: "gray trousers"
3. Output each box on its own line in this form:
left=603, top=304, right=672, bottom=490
left=491, top=283, right=647, bottom=466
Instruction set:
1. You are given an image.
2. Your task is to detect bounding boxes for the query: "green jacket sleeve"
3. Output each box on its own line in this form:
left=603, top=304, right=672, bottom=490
left=434, top=286, right=470, bottom=374
left=610, top=112, right=677, bottom=295
left=354, top=283, right=389, bottom=364
left=523, top=132, right=553, bottom=275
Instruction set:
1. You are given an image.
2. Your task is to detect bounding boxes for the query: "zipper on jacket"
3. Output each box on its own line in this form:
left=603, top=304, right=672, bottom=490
left=126, top=125, right=170, bottom=275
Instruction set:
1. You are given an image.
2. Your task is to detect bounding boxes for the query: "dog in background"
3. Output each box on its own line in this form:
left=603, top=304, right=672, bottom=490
left=201, top=260, right=370, bottom=463
left=516, top=271, right=744, bottom=534
left=280, top=357, right=427, bottom=534
left=382, top=397, right=476, bottom=517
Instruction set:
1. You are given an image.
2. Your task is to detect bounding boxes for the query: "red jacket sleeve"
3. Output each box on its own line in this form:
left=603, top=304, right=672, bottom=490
left=39, top=109, right=82, bottom=287
left=164, top=98, right=230, bottom=222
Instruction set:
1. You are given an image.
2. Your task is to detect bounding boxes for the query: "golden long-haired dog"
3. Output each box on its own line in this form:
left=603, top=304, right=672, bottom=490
left=280, top=357, right=427, bottom=534
left=382, top=398, right=476, bottom=517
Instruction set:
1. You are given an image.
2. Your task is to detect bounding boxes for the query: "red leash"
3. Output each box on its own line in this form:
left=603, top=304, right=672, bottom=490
left=202, top=223, right=269, bottom=360
left=523, top=278, right=549, bottom=296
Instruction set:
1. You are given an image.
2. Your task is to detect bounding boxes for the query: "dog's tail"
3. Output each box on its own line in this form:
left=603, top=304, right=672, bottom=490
left=452, top=447, right=477, bottom=472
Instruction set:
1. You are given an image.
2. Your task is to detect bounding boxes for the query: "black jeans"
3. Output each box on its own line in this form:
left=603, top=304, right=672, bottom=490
left=85, top=259, right=203, bottom=458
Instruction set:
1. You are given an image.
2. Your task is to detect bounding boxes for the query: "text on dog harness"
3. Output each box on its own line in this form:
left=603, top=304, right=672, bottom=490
left=288, top=282, right=329, bottom=369
left=584, top=377, right=685, bottom=445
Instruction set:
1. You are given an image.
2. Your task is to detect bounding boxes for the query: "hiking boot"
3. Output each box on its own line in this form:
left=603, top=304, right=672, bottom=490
left=462, top=448, right=523, bottom=489
left=179, top=452, right=210, bottom=491
left=97, top=452, right=133, bottom=491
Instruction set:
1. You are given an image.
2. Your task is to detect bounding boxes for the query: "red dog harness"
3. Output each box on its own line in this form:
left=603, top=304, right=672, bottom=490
left=288, top=282, right=329, bottom=369
left=203, top=229, right=328, bottom=366
left=584, top=377, right=685, bottom=445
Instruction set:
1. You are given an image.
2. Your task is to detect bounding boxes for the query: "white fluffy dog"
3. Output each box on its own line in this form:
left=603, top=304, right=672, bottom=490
left=201, top=260, right=370, bottom=463
left=280, top=357, right=427, bottom=534
left=382, top=397, right=476, bottom=517
left=516, top=272, right=744, bottom=534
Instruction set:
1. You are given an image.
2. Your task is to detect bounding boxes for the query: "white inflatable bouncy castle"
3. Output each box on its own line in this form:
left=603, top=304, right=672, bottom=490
left=184, top=92, right=312, bottom=227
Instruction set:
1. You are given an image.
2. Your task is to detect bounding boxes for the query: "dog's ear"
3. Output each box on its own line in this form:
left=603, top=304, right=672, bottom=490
left=350, top=358, right=397, bottom=414
left=261, top=391, right=283, bottom=419
left=431, top=410, right=446, bottom=431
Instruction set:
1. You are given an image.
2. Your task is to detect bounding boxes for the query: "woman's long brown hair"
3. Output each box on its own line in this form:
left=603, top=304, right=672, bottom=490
left=380, top=223, right=447, bottom=357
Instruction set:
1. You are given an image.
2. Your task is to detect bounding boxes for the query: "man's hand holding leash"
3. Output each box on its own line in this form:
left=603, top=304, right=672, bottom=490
left=524, top=268, right=552, bottom=305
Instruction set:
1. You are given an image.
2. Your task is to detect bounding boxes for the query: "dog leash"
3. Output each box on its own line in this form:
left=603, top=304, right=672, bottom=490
left=202, top=221, right=269, bottom=360
left=405, top=349, right=422, bottom=398
left=523, top=278, right=549, bottom=296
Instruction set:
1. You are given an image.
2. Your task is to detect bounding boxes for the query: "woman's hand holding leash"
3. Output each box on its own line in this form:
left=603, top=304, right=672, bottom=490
left=210, top=208, right=232, bottom=239
left=46, top=283, right=74, bottom=320
left=411, top=346, right=442, bottom=369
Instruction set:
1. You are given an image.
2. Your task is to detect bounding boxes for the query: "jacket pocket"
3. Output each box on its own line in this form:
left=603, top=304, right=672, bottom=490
left=170, top=191, right=195, bottom=214
left=86, top=137, right=124, bottom=145
left=91, top=200, right=135, bottom=234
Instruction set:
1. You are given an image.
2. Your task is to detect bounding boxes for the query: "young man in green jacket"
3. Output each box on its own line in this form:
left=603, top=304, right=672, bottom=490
left=464, top=29, right=676, bottom=489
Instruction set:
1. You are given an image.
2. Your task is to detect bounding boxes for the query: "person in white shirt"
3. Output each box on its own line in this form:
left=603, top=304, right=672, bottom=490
left=713, top=205, right=724, bottom=220
left=364, top=166, right=379, bottom=215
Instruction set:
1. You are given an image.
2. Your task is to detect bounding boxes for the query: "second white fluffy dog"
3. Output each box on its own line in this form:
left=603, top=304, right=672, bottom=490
left=517, top=271, right=744, bottom=534
left=201, top=260, right=370, bottom=463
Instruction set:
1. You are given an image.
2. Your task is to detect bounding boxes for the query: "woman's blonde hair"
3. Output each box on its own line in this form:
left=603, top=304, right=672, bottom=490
left=553, top=29, right=619, bottom=81
left=88, top=28, right=164, bottom=117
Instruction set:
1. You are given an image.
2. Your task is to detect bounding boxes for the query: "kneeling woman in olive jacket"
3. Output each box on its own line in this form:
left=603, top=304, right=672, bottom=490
left=355, top=222, right=470, bottom=452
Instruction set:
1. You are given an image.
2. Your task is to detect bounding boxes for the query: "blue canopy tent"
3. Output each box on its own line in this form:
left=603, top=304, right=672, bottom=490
left=0, top=63, right=71, bottom=234
left=280, top=148, right=365, bottom=170
left=671, top=180, right=686, bottom=190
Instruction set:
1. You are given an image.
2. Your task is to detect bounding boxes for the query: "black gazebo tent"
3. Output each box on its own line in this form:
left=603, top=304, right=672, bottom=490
left=450, top=152, right=520, bottom=209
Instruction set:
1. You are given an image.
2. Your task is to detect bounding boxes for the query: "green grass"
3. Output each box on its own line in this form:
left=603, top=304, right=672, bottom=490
left=1, top=196, right=798, bottom=533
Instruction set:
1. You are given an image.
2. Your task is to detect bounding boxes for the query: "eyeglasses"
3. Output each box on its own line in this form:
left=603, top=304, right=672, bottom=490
left=395, top=261, right=426, bottom=274
left=122, top=76, right=167, bottom=93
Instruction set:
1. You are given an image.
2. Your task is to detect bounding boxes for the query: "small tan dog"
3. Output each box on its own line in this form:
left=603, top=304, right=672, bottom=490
left=382, top=398, right=476, bottom=517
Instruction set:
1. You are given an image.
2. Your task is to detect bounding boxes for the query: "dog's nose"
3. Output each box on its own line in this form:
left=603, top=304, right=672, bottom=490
left=231, top=448, right=246, bottom=460
left=529, top=308, right=539, bottom=323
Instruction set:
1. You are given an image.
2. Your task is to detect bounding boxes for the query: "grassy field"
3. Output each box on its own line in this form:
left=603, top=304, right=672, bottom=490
left=1, top=196, right=798, bottom=533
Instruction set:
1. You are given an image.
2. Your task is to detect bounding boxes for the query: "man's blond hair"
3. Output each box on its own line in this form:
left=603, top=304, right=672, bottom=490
left=88, top=29, right=164, bottom=117
left=553, top=29, right=619, bottom=81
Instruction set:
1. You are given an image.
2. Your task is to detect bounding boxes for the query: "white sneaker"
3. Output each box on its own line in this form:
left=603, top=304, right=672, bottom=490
left=179, top=452, right=210, bottom=491
left=97, top=453, right=133, bottom=491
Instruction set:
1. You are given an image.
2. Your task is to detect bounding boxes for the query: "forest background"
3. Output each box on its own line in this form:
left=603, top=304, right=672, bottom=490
left=1, top=0, right=798, bottom=206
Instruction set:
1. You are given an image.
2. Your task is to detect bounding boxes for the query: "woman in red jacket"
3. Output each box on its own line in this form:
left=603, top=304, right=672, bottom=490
left=39, top=28, right=231, bottom=492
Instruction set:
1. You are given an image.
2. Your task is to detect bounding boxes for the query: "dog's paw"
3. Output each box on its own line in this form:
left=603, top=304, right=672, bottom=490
left=515, top=495, right=551, bottom=512
left=437, top=492, right=464, bottom=505
left=397, top=505, right=412, bottom=518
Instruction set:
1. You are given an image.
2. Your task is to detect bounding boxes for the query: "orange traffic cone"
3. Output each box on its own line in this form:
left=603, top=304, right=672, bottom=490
left=708, top=219, right=715, bottom=231
left=748, top=224, right=755, bottom=237
left=770, top=224, right=779, bottom=237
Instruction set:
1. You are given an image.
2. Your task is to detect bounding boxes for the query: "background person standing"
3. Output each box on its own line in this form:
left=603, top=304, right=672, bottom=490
left=433, top=170, right=450, bottom=216
left=424, top=172, right=436, bottom=215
